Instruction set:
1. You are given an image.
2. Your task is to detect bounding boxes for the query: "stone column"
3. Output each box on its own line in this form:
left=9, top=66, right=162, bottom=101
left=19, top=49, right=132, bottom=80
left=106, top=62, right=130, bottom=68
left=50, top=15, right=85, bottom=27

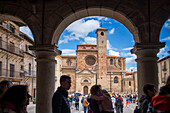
left=131, top=43, right=165, bottom=99
left=30, top=45, right=61, bottom=113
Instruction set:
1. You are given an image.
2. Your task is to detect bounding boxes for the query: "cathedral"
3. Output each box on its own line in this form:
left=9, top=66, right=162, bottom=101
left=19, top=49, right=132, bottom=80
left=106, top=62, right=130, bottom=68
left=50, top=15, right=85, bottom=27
left=61, top=28, right=135, bottom=95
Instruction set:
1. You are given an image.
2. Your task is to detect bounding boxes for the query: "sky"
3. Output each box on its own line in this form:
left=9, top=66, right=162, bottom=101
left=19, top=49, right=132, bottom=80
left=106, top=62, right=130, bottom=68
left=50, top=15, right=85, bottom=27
left=20, top=16, right=170, bottom=71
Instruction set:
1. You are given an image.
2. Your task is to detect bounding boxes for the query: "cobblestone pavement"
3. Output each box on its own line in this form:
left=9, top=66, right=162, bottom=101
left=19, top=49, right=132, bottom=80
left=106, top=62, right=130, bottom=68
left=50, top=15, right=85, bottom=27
left=27, top=99, right=137, bottom=113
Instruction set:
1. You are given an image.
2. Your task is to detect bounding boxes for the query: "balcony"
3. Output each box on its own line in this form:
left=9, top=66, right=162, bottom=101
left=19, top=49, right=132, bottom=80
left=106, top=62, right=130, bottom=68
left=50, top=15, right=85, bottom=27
left=0, top=39, right=24, bottom=57
left=0, top=22, right=23, bottom=40
left=0, top=68, right=23, bottom=81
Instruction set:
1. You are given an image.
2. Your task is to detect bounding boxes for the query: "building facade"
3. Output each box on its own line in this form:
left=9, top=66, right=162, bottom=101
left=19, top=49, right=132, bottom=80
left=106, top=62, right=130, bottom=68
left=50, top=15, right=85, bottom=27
left=0, top=21, right=36, bottom=98
left=158, top=55, right=170, bottom=89
left=62, top=28, right=135, bottom=95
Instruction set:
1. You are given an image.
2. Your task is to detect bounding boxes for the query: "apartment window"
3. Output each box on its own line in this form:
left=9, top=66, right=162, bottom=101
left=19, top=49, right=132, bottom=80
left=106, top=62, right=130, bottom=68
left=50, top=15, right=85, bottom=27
left=29, top=63, right=31, bottom=75
left=163, top=61, right=166, bottom=70
left=9, top=42, right=15, bottom=52
left=67, top=60, right=71, bottom=66
left=0, top=61, right=2, bottom=76
left=21, top=65, right=24, bottom=71
left=110, top=59, right=113, bottom=65
left=10, top=64, right=14, bottom=77
left=114, top=76, right=118, bottom=83
left=25, top=45, right=28, bottom=52
left=9, top=24, right=15, bottom=33
left=129, top=81, right=131, bottom=86
left=0, top=37, right=2, bottom=48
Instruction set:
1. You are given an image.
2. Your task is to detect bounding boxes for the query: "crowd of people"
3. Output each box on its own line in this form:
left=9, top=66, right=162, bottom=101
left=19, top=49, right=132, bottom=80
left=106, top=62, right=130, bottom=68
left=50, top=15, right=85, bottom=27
left=52, top=75, right=170, bottom=113
left=0, top=75, right=169, bottom=113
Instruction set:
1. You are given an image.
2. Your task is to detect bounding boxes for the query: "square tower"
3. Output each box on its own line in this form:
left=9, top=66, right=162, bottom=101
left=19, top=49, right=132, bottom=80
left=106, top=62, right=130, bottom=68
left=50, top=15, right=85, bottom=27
left=96, top=28, right=108, bottom=88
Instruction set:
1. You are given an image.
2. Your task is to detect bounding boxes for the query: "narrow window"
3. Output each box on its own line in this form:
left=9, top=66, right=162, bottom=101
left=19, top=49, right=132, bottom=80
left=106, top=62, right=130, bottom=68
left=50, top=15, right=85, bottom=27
left=29, top=63, right=31, bottom=75
left=10, top=64, right=14, bottom=77
left=110, top=59, right=113, bottom=65
left=114, top=76, right=118, bottom=83
left=129, top=81, right=131, bottom=86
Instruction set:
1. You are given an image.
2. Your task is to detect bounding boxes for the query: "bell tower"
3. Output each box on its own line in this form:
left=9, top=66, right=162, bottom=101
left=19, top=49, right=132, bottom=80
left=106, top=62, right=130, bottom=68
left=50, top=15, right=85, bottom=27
left=96, top=28, right=108, bottom=88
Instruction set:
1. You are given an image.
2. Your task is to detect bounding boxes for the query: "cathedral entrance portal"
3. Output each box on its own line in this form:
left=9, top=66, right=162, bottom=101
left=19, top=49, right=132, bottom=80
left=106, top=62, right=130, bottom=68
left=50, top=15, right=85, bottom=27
left=83, top=86, right=88, bottom=95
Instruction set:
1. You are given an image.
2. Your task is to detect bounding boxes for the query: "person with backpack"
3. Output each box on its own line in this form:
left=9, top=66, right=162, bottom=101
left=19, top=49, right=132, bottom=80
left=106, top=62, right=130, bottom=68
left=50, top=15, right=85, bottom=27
left=126, top=95, right=131, bottom=107
left=115, top=95, right=122, bottom=113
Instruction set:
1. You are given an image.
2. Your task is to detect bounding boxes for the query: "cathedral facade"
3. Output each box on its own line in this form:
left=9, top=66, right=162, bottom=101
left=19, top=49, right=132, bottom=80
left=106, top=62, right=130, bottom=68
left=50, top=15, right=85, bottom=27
left=61, top=28, right=130, bottom=95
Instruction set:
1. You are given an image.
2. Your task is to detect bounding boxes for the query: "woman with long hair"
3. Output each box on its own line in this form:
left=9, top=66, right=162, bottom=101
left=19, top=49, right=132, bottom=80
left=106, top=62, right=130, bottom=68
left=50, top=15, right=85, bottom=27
left=0, top=85, right=30, bottom=113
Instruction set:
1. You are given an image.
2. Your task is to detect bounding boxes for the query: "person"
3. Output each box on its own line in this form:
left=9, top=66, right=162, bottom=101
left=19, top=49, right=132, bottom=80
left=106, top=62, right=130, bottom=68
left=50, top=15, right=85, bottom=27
left=87, top=85, right=103, bottom=113
left=52, top=75, right=71, bottom=113
left=81, top=96, right=85, bottom=106
left=90, top=88, right=114, bottom=113
left=0, top=80, right=13, bottom=101
left=150, top=76, right=170, bottom=113
left=0, top=85, right=30, bottom=113
left=139, top=84, right=156, bottom=113
left=75, top=96, right=79, bottom=110
left=126, top=95, right=130, bottom=107
left=115, top=95, right=122, bottom=113
left=83, top=97, right=88, bottom=113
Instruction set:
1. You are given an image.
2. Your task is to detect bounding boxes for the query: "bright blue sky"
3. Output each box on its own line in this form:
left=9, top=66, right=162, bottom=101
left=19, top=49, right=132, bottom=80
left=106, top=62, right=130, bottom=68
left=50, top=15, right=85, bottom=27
left=20, top=16, right=170, bottom=71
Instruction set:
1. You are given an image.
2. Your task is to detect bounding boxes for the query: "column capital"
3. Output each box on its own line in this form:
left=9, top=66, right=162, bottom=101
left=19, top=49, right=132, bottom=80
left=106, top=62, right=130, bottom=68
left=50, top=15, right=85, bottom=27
left=29, top=44, right=62, bottom=55
left=131, top=42, right=165, bottom=54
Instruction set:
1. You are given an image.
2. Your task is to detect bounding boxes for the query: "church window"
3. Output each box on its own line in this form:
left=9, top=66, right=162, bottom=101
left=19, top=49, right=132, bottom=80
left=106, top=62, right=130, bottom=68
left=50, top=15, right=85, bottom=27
left=129, top=81, right=131, bottom=86
left=84, top=80, right=88, bottom=82
left=67, top=60, right=71, bottom=66
left=85, top=55, right=96, bottom=66
left=110, top=59, right=113, bottom=65
left=101, top=32, right=104, bottom=36
left=118, top=60, right=121, bottom=67
left=114, top=76, right=118, bottom=83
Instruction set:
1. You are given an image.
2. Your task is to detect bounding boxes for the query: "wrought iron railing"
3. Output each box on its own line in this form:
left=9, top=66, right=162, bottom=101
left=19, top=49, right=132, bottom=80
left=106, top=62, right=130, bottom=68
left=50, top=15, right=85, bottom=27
left=0, top=39, right=24, bottom=57
left=0, top=68, right=36, bottom=78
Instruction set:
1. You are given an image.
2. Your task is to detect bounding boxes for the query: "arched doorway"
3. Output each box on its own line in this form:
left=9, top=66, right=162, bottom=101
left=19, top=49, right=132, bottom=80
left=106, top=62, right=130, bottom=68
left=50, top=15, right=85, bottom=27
left=83, top=86, right=88, bottom=95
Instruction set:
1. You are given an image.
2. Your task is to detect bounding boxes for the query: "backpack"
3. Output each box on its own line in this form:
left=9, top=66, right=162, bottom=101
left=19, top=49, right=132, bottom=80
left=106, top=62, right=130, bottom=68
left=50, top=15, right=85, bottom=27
left=116, top=98, right=121, bottom=106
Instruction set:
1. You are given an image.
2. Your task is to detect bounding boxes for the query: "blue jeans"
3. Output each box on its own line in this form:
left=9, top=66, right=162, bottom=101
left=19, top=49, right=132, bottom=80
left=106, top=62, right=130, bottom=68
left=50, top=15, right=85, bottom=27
left=84, top=106, right=87, bottom=113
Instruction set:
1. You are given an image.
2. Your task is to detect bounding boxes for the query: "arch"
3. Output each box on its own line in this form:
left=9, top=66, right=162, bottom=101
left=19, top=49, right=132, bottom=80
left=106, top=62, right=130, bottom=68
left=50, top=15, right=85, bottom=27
left=114, top=76, right=118, bottom=83
left=83, top=86, right=88, bottom=95
left=52, top=8, right=140, bottom=45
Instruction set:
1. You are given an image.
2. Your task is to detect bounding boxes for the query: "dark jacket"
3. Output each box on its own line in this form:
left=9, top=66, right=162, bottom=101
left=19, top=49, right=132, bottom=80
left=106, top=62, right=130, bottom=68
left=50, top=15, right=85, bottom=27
left=87, top=98, right=100, bottom=113
left=139, top=95, right=151, bottom=113
left=52, top=87, right=70, bottom=113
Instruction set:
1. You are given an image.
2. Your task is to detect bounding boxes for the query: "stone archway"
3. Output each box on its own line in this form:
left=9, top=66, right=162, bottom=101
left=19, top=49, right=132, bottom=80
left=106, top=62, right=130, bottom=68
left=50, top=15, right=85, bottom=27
left=83, top=86, right=88, bottom=95
left=0, top=1, right=169, bottom=113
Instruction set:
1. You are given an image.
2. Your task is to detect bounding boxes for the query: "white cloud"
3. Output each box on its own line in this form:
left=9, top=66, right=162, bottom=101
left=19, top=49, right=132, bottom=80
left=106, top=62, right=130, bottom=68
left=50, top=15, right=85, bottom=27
left=122, top=47, right=133, bottom=51
left=121, top=52, right=133, bottom=57
left=109, top=28, right=115, bottom=34
left=107, top=40, right=117, bottom=50
left=126, top=54, right=136, bottom=64
left=84, top=37, right=96, bottom=44
left=66, top=19, right=100, bottom=38
left=165, top=21, right=170, bottom=29
left=20, top=26, right=33, bottom=39
left=161, top=36, right=170, bottom=41
left=127, top=67, right=137, bottom=72
left=59, top=19, right=100, bottom=44
left=59, top=35, right=79, bottom=44
left=158, top=48, right=166, bottom=56
left=109, top=50, right=120, bottom=56
left=61, top=49, right=76, bottom=56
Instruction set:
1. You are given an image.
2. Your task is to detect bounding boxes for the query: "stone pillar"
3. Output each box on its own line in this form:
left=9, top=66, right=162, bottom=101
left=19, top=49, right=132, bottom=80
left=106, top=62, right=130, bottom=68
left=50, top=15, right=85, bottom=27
left=131, top=43, right=165, bottom=99
left=30, top=45, right=61, bottom=113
